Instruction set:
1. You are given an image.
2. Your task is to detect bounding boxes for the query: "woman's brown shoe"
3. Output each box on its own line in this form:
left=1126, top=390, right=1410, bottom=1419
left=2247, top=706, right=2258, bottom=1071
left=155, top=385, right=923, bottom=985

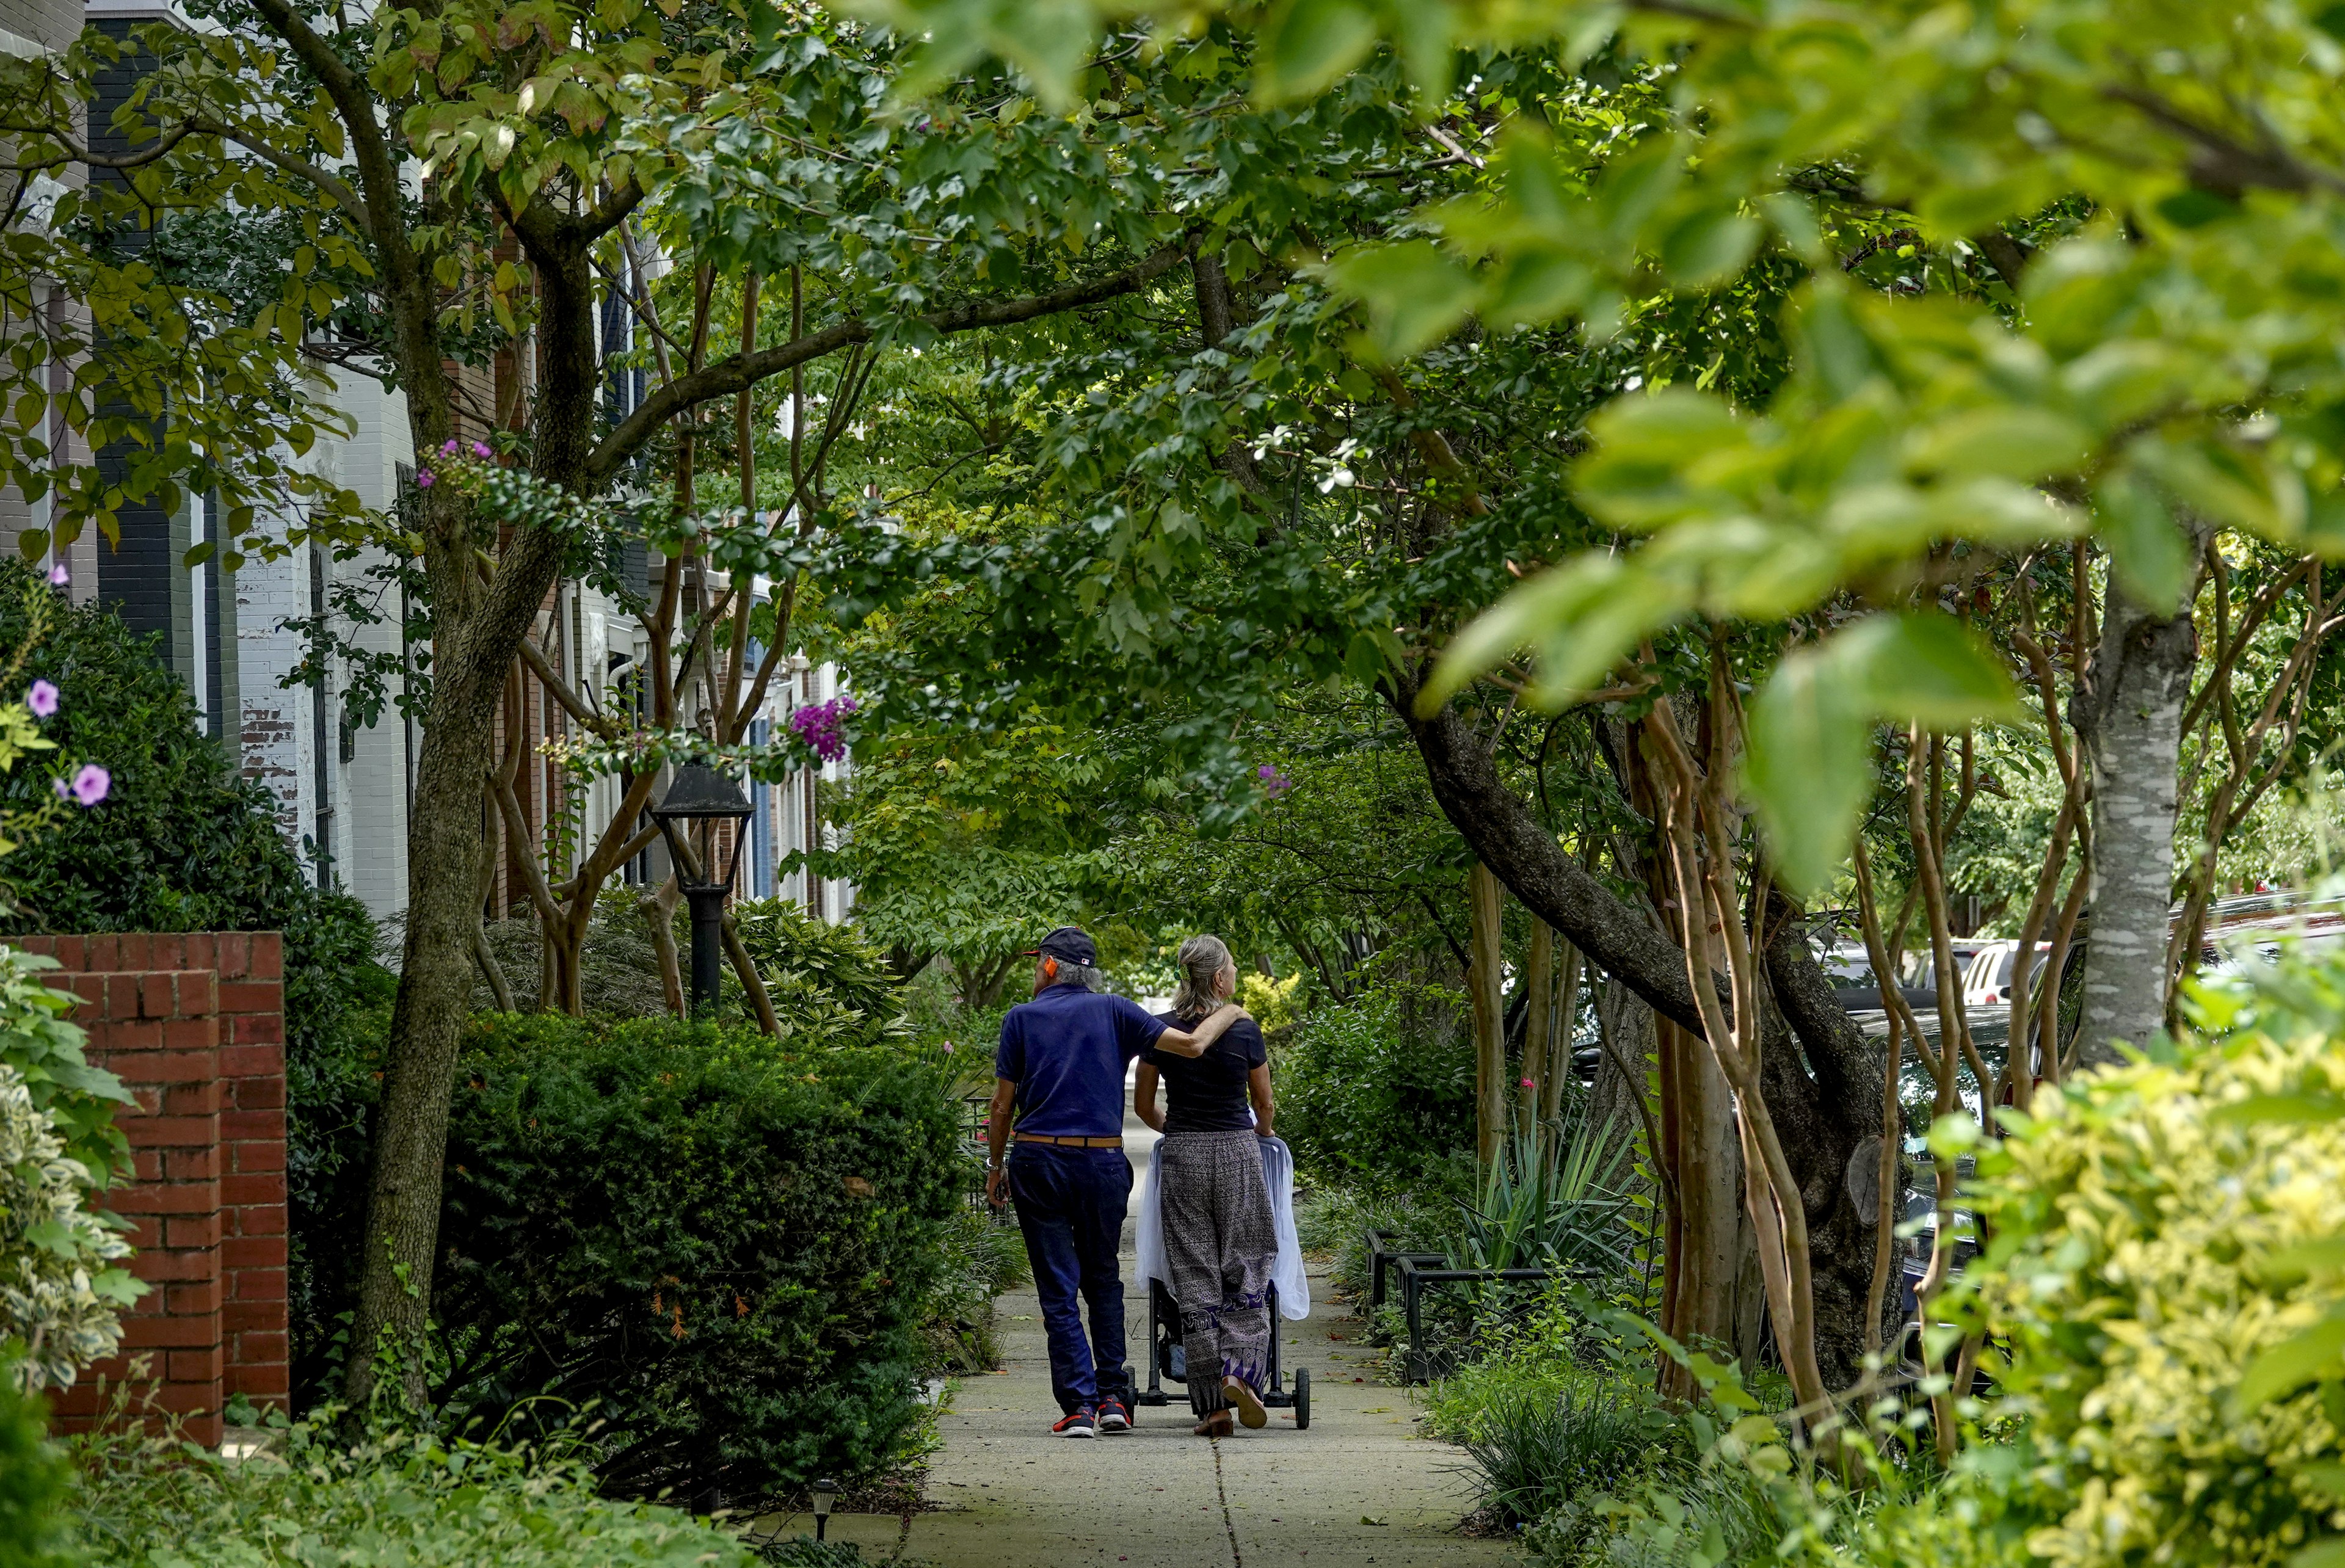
left=1224, top=1376, right=1268, bottom=1429
left=1191, top=1410, right=1234, bottom=1437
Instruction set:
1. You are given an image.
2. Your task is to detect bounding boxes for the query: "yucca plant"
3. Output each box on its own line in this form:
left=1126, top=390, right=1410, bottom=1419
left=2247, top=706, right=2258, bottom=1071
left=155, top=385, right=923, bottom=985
left=1446, top=1115, right=1638, bottom=1279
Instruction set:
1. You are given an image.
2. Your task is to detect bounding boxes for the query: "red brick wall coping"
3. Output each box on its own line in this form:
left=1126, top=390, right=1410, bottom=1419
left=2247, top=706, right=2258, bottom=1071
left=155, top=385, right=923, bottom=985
left=14, top=934, right=288, bottom=1450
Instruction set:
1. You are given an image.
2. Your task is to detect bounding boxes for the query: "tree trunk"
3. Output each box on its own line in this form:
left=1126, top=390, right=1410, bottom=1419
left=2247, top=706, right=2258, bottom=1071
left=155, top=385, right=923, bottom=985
left=1520, top=918, right=1554, bottom=1134
left=342, top=234, right=597, bottom=1413
left=1393, top=688, right=1883, bottom=1387
left=2071, top=565, right=2202, bottom=1063
left=1468, top=862, right=1507, bottom=1165
left=1655, top=1013, right=1756, bottom=1393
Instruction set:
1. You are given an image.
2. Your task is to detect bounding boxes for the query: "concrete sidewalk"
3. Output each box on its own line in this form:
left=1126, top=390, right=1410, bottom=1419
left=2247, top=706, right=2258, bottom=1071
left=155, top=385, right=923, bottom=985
left=802, top=1091, right=1514, bottom=1566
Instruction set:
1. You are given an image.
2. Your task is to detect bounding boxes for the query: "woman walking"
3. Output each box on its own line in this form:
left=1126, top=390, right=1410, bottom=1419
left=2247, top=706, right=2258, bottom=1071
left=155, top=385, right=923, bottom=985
left=1134, top=934, right=1278, bottom=1436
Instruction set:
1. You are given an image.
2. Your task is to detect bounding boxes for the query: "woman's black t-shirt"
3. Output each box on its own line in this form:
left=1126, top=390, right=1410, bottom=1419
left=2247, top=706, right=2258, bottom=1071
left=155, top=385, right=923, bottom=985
left=1146, top=1011, right=1268, bottom=1134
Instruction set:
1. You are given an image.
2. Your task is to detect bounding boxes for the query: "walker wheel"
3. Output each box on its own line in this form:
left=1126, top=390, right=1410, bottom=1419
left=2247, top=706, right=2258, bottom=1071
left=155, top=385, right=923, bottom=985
left=1292, top=1367, right=1310, bottom=1430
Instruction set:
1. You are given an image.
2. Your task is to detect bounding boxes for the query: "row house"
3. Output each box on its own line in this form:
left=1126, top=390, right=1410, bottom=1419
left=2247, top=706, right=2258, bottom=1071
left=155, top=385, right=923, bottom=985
left=0, top=0, right=851, bottom=928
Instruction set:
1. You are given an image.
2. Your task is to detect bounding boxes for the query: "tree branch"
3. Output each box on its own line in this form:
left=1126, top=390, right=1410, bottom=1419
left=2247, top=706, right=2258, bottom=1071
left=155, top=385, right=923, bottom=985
left=583, top=240, right=1193, bottom=487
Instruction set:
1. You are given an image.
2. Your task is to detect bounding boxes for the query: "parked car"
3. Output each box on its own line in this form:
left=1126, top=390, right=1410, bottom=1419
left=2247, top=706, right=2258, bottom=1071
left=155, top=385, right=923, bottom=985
left=1824, top=942, right=1940, bottom=1013
left=1958, top=941, right=2040, bottom=1011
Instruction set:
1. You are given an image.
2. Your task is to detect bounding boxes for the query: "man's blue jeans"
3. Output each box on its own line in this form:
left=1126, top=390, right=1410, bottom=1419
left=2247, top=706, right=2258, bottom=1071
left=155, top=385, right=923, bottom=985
left=1008, top=1142, right=1134, bottom=1414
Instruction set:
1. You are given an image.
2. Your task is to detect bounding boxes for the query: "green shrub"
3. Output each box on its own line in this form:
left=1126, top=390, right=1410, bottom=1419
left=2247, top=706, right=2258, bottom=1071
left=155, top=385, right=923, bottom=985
left=470, top=887, right=680, bottom=1018
left=0, top=1374, right=71, bottom=1568
left=0, top=564, right=387, bottom=1384
left=1465, top=1382, right=1681, bottom=1527
left=1276, top=978, right=1475, bottom=1191
left=431, top=1012, right=965, bottom=1501
left=0, top=1061, right=136, bottom=1391
left=1295, top=1181, right=1461, bottom=1303
left=1931, top=957, right=2345, bottom=1568
left=918, top=1207, right=1030, bottom=1377
left=731, top=900, right=909, bottom=1048
left=67, top=1418, right=760, bottom=1567
left=0, top=947, right=131, bottom=1188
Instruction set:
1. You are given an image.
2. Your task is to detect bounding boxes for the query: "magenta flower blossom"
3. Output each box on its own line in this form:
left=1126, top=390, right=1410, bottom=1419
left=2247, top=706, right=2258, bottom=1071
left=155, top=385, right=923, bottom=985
left=441, top=438, right=460, bottom=456
left=46, top=563, right=67, bottom=587
left=66, top=764, right=108, bottom=806
left=788, top=695, right=858, bottom=763
left=1519, top=1077, right=1535, bottom=1089
left=472, top=441, right=492, bottom=459
left=1256, top=763, right=1293, bottom=798
left=26, top=680, right=57, bottom=718
left=415, top=468, right=435, bottom=488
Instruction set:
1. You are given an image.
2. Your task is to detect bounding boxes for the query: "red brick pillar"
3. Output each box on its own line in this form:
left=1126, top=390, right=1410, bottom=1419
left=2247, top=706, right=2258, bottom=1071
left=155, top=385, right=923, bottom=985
left=15, top=934, right=288, bottom=1445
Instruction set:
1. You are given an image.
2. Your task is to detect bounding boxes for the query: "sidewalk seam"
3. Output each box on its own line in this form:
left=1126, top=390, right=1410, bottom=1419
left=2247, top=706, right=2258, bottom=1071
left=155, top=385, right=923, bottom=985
left=1210, top=1434, right=1243, bottom=1568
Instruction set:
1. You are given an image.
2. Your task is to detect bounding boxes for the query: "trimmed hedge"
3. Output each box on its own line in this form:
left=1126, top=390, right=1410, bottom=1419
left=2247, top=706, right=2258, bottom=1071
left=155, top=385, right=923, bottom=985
left=432, top=1013, right=966, bottom=1501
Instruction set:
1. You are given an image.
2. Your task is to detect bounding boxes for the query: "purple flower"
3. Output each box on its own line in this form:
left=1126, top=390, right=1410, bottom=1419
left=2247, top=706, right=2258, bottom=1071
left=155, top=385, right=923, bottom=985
left=1255, top=763, right=1293, bottom=799
left=415, top=468, right=435, bottom=488
left=472, top=441, right=492, bottom=459
left=46, top=564, right=68, bottom=587
left=26, top=680, right=57, bottom=718
left=68, top=763, right=108, bottom=807
left=788, top=696, right=855, bottom=764
left=441, top=438, right=460, bottom=456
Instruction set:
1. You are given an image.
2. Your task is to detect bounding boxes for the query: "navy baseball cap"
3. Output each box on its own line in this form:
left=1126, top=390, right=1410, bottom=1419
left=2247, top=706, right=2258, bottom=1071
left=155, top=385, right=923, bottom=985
left=1025, top=926, right=1097, bottom=966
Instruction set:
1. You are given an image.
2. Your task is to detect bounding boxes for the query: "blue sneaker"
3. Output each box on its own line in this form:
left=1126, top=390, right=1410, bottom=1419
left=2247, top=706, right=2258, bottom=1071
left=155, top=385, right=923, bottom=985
left=1096, top=1396, right=1131, bottom=1433
left=1052, top=1406, right=1097, bottom=1439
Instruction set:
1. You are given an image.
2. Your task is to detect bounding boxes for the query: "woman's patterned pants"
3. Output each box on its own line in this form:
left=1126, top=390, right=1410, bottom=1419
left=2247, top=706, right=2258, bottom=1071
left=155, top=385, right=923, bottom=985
left=1160, top=1130, right=1277, bottom=1417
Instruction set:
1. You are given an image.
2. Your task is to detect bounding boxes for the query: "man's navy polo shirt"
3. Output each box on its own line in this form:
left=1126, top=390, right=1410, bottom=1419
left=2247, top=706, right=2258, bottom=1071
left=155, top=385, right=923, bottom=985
left=995, top=982, right=1167, bottom=1138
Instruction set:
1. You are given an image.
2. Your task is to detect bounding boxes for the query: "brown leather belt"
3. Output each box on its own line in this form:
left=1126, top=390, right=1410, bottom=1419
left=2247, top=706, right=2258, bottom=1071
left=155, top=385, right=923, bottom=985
left=1014, top=1133, right=1125, bottom=1149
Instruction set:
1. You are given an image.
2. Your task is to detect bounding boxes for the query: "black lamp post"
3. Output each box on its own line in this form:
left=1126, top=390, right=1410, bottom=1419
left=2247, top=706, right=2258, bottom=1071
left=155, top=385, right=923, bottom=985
left=649, top=762, right=755, bottom=1015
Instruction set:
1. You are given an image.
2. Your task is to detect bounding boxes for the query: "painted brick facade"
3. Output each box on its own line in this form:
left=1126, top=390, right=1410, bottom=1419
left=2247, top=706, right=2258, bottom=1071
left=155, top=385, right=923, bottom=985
left=17, top=933, right=288, bottom=1448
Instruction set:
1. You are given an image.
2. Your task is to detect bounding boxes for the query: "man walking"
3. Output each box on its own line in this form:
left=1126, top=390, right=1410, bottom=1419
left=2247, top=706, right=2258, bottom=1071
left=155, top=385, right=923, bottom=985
left=986, top=926, right=1247, bottom=1437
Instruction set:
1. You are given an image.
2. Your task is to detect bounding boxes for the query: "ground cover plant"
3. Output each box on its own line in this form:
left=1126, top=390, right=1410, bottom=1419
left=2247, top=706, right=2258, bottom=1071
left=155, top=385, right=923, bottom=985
left=64, top=1418, right=765, bottom=1568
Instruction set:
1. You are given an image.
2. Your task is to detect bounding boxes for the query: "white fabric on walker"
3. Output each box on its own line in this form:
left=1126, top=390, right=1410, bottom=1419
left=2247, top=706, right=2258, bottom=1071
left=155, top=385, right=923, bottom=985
left=1135, top=1133, right=1309, bottom=1321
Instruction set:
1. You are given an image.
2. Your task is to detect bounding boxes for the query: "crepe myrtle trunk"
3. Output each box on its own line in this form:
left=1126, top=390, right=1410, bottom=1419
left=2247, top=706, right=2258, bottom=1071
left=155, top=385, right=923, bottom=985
left=1391, top=683, right=1885, bottom=1385
left=2070, top=563, right=2203, bottom=1065
left=342, top=242, right=595, bottom=1415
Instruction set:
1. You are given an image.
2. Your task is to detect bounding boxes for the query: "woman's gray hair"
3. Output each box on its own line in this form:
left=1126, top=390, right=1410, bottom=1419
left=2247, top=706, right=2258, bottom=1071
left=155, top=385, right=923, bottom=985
left=1171, top=934, right=1235, bottom=1018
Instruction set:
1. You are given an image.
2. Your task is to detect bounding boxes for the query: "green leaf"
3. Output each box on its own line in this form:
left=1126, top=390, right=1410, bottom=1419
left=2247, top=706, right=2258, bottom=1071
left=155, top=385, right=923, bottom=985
left=1746, top=642, right=1872, bottom=896
left=1257, top=0, right=1378, bottom=106
left=2156, top=188, right=2239, bottom=230
left=1903, top=408, right=2092, bottom=485
left=1839, top=614, right=2021, bottom=728
left=2234, top=1313, right=2345, bottom=1413
left=2294, top=1539, right=2345, bottom=1568
left=1385, top=0, right=1455, bottom=102
left=1657, top=208, right=1761, bottom=289
left=2214, top=1092, right=2345, bottom=1126
left=2094, top=469, right=2191, bottom=611
left=1331, top=241, right=1474, bottom=362
left=1419, top=554, right=1685, bottom=714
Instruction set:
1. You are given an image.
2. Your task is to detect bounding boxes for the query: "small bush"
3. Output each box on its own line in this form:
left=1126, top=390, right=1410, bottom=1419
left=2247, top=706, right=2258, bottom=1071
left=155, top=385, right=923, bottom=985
left=918, top=1207, right=1030, bottom=1376
left=1276, top=978, right=1475, bottom=1191
left=0, top=947, right=131, bottom=1188
left=471, top=888, right=677, bottom=1018
left=0, top=1062, right=136, bottom=1390
left=67, top=1418, right=760, bottom=1567
left=732, top=899, right=909, bottom=1048
left=1466, top=1382, right=1681, bottom=1527
left=1295, top=1181, right=1464, bottom=1304
left=1937, top=957, right=2345, bottom=1568
left=432, top=1012, right=965, bottom=1501
left=0, top=1374, right=71, bottom=1568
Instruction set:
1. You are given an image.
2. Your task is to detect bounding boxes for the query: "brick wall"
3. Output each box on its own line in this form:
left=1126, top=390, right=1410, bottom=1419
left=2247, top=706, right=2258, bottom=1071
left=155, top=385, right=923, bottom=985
left=16, top=933, right=288, bottom=1448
